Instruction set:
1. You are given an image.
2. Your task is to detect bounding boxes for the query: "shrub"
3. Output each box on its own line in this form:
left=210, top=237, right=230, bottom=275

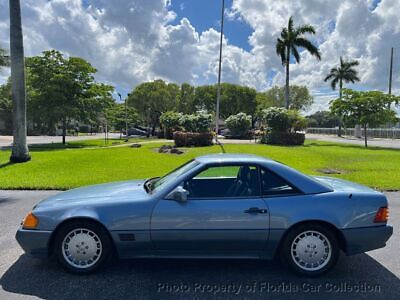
left=259, top=107, right=306, bottom=145
left=160, top=111, right=183, bottom=139
left=260, top=107, right=290, bottom=132
left=224, top=112, right=252, bottom=139
left=261, top=131, right=305, bottom=145
left=180, top=110, right=213, bottom=133
left=173, top=131, right=213, bottom=147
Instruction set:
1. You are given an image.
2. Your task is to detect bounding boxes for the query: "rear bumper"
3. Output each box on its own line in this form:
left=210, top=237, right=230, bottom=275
left=342, top=225, right=393, bottom=255
left=15, top=228, right=52, bottom=258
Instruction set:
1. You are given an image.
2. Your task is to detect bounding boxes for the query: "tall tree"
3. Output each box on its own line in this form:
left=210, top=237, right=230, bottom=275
left=0, top=82, right=13, bottom=134
left=127, top=80, right=179, bottom=135
left=0, top=47, right=10, bottom=68
left=26, top=50, right=113, bottom=143
left=276, top=16, right=321, bottom=108
left=324, top=57, right=360, bottom=136
left=330, top=89, right=399, bottom=147
left=9, top=0, right=30, bottom=162
left=177, top=83, right=195, bottom=114
left=324, top=57, right=360, bottom=99
left=262, top=85, right=313, bottom=111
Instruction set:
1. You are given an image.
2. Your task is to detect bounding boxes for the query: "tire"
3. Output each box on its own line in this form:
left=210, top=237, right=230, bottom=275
left=54, top=220, right=112, bottom=274
left=281, top=223, right=340, bottom=277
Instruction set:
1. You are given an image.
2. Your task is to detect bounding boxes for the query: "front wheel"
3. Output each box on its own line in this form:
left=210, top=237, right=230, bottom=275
left=281, top=224, right=340, bottom=276
left=54, top=220, right=112, bottom=274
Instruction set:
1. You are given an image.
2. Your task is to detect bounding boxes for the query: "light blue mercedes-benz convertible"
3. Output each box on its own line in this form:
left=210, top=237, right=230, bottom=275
left=16, top=154, right=392, bottom=276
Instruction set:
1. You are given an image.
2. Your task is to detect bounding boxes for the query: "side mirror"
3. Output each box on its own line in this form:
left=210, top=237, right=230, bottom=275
left=166, top=186, right=189, bottom=203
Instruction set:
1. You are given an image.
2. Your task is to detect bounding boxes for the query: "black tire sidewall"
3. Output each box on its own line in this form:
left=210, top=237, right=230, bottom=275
left=54, top=220, right=112, bottom=274
left=281, top=224, right=339, bottom=277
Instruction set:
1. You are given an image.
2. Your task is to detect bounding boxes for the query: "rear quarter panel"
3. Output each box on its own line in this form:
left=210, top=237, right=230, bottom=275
left=266, top=191, right=388, bottom=230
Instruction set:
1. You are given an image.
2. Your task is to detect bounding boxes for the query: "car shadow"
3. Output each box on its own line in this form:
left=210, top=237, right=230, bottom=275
left=1, top=253, right=399, bottom=299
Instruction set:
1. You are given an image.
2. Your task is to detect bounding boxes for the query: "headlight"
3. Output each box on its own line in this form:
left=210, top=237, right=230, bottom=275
left=22, top=212, right=39, bottom=229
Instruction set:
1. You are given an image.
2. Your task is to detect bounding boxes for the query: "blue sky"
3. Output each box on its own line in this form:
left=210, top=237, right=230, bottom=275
left=170, top=0, right=253, bottom=51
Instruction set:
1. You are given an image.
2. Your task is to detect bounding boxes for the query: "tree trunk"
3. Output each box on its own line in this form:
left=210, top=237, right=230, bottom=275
left=9, top=0, right=30, bottom=163
left=364, top=124, right=368, bottom=148
left=284, top=46, right=290, bottom=109
left=337, top=79, right=343, bottom=137
left=62, top=118, right=67, bottom=145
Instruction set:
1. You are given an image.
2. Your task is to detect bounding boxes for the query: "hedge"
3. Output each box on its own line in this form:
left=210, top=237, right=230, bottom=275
left=173, top=131, right=213, bottom=147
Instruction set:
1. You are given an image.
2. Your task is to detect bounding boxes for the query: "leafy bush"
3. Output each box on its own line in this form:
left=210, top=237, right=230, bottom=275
left=160, top=110, right=213, bottom=138
left=259, top=107, right=306, bottom=145
left=180, top=110, right=213, bottom=133
left=224, top=112, right=252, bottom=138
left=260, top=107, right=306, bottom=133
left=261, top=131, right=305, bottom=145
left=160, top=111, right=183, bottom=139
left=173, top=131, right=213, bottom=147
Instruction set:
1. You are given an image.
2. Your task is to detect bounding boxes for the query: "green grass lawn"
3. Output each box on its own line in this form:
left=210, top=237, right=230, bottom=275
left=28, top=137, right=147, bottom=150
left=0, top=140, right=400, bottom=190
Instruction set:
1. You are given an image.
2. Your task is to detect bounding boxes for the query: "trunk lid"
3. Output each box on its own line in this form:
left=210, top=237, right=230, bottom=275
left=312, top=176, right=378, bottom=193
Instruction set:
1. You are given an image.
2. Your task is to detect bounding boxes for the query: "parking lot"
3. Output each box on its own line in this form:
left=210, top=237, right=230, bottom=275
left=0, top=190, right=399, bottom=300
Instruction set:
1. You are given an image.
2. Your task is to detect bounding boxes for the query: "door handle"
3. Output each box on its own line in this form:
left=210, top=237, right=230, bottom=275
left=244, top=207, right=267, bottom=214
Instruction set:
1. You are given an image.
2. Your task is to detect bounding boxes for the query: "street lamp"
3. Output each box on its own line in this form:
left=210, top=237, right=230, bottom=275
left=215, top=0, right=225, bottom=142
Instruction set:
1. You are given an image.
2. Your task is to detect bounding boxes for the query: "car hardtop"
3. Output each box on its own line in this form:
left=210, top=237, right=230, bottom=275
left=195, top=153, right=274, bottom=165
left=194, top=153, right=333, bottom=195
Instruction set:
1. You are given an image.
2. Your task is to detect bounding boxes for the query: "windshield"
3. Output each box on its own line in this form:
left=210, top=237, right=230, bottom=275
left=150, top=159, right=199, bottom=193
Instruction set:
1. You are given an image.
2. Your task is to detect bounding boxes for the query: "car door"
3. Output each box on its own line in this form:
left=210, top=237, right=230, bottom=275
left=150, top=164, right=270, bottom=254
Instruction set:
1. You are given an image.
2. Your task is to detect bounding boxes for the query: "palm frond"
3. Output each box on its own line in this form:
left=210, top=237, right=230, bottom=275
left=324, top=72, right=337, bottom=82
left=276, top=38, right=286, bottom=65
left=296, top=24, right=316, bottom=36
left=331, top=77, right=339, bottom=90
left=291, top=46, right=300, bottom=63
left=346, top=60, right=359, bottom=67
left=288, top=16, right=294, bottom=33
left=294, top=37, right=321, bottom=60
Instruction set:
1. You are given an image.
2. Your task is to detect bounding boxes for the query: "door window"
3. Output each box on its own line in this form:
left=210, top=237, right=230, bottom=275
left=185, top=165, right=261, bottom=198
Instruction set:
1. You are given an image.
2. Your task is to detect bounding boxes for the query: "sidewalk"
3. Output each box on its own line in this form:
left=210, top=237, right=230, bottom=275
left=306, top=134, right=400, bottom=149
left=0, top=133, right=120, bottom=148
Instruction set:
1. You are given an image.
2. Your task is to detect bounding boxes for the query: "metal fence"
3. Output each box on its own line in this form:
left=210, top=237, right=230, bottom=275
left=306, top=127, right=400, bottom=139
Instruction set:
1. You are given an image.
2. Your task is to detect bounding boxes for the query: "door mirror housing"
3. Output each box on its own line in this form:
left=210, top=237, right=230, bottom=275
left=166, top=186, right=188, bottom=203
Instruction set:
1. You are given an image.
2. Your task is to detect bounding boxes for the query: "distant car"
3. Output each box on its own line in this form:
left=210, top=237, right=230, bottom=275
left=16, top=154, right=392, bottom=276
left=127, top=127, right=147, bottom=136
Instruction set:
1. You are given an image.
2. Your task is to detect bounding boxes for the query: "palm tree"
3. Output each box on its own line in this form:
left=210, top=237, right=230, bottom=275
left=9, top=0, right=30, bottom=162
left=276, top=16, right=321, bottom=109
left=324, top=57, right=360, bottom=136
left=324, top=57, right=360, bottom=99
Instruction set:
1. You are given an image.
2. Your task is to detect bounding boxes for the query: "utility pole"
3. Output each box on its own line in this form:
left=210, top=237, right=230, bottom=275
left=118, top=92, right=128, bottom=140
left=389, top=47, right=394, bottom=95
left=215, top=0, right=225, bottom=142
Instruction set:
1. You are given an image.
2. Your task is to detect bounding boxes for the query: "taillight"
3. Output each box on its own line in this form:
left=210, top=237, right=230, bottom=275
left=374, top=207, right=389, bottom=223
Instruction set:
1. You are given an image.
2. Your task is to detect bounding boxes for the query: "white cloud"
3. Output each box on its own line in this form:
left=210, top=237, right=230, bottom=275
left=0, top=0, right=399, bottom=112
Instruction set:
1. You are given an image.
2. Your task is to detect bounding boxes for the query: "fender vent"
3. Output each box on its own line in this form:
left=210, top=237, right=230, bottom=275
left=119, top=233, right=136, bottom=241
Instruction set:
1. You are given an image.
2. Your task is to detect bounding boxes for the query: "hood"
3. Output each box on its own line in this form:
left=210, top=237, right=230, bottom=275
left=35, top=179, right=148, bottom=209
left=312, top=176, right=378, bottom=193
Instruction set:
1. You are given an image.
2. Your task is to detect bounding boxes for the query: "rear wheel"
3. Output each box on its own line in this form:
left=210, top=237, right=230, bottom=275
left=54, top=220, right=112, bottom=274
left=281, top=224, right=339, bottom=276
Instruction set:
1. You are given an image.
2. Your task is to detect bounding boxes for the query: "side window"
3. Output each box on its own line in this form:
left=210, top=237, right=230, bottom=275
left=185, top=165, right=260, bottom=198
left=260, top=168, right=299, bottom=196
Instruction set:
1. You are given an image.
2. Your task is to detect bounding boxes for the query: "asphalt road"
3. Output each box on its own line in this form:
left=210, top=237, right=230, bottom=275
left=0, top=190, right=399, bottom=300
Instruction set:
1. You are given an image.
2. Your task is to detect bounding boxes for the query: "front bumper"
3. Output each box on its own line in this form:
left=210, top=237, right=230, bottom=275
left=342, top=225, right=393, bottom=255
left=15, top=228, right=53, bottom=258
